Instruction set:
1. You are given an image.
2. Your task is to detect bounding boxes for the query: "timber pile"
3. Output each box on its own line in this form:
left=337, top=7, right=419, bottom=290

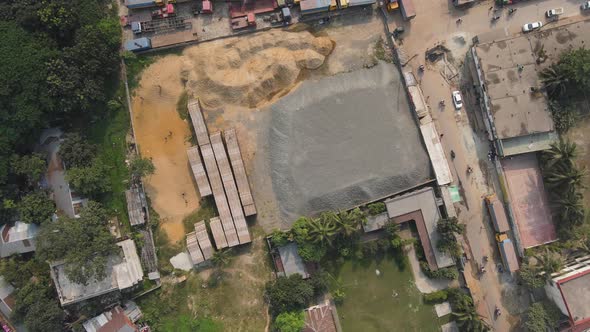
left=224, top=128, right=257, bottom=216
left=211, top=133, right=251, bottom=244
left=187, top=146, right=212, bottom=197
left=185, top=98, right=256, bottom=249
left=186, top=220, right=216, bottom=266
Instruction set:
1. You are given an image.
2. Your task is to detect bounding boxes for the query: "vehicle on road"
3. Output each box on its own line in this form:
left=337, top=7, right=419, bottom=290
left=545, top=7, right=564, bottom=18
left=582, top=1, right=590, bottom=10
left=452, top=90, right=463, bottom=109
left=399, top=0, right=416, bottom=20
left=522, top=21, right=542, bottom=32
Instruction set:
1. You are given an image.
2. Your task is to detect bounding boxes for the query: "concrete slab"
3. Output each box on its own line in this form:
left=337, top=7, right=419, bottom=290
left=434, top=302, right=452, bottom=317
left=441, top=321, right=459, bottom=332
left=170, top=252, right=193, bottom=271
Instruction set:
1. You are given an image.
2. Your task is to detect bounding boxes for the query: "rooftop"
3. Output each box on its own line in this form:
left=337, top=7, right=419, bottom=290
left=473, top=19, right=590, bottom=147
left=51, top=239, right=144, bottom=306
left=303, top=300, right=338, bottom=332
left=556, top=266, right=590, bottom=328
left=501, top=153, right=556, bottom=249
left=384, top=187, right=454, bottom=270
left=0, top=222, right=39, bottom=258
left=277, top=243, right=309, bottom=279
left=83, top=305, right=138, bottom=332
left=474, top=35, right=552, bottom=139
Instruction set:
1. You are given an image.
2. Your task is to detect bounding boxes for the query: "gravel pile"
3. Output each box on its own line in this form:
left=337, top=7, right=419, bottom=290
left=269, top=63, right=433, bottom=222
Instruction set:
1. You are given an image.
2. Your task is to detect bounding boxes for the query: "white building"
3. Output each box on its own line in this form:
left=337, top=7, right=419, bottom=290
left=545, top=255, right=590, bottom=332
left=0, top=221, right=39, bottom=258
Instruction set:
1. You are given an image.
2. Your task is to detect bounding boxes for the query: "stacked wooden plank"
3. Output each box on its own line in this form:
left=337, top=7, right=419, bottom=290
left=195, top=221, right=214, bottom=259
left=224, top=128, right=257, bottom=216
left=186, top=98, right=255, bottom=249
left=209, top=217, right=228, bottom=249
left=188, top=99, right=210, bottom=146
left=211, top=133, right=251, bottom=244
left=187, top=146, right=212, bottom=197
left=186, top=231, right=205, bottom=265
left=201, top=143, right=239, bottom=247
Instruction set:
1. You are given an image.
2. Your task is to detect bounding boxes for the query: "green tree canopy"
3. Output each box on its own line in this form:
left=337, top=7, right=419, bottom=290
left=436, top=217, right=465, bottom=258
left=274, top=311, right=305, bottom=332
left=265, top=274, right=314, bottom=315
left=12, top=281, right=64, bottom=332
left=66, top=159, right=110, bottom=197
left=58, top=133, right=96, bottom=168
left=10, top=153, right=47, bottom=186
left=129, top=157, right=156, bottom=180
left=36, top=201, right=117, bottom=285
left=525, top=302, right=562, bottom=332
left=17, top=190, right=55, bottom=224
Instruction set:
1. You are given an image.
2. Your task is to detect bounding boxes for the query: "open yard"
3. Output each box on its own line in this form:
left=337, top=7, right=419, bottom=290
left=328, top=255, right=448, bottom=332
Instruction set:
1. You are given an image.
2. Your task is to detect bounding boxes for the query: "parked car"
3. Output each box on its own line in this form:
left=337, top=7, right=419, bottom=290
left=582, top=1, right=590, bottom=10
left=452, top=90, right=463, bottom=109
left=522, top=21, right=542, bottom=32
left=545, top=7, right=564, bottom=18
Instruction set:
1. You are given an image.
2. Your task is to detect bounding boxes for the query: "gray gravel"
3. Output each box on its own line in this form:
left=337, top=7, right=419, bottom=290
left=269, top=62, right=433, bottom=222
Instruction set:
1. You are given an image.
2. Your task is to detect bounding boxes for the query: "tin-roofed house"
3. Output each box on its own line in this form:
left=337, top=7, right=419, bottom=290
left=0, top=221, right=39, bottom=258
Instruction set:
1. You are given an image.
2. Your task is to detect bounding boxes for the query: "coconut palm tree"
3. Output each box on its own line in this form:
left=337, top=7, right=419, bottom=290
left=544, top=163, right=586, bottom=192
left=212, top=248, right=233, bottom=267
left=543, top=139, right=578, bottom=171
left=553, top=191, right=585, bottom=226
left=308, top=215, right=338, bottom=246
left=336, top=208, right=365, bottom=238
left=452, top=307, right=491, bottom=332
left=535, top=248, right=564, bottom=277
left=540, top=64, right=568, bottom=97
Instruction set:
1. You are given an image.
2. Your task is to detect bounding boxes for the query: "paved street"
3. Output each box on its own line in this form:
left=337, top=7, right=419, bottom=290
left=382, top=0, right=588, bottom=330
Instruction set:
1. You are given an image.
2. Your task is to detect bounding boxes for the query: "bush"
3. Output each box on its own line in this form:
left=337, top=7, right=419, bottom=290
left=274, top=311, right=305, bottom=332
left=447, top=288, right=473, bottom=312
left=269, top=230, right=289, bottom=247
left=420, top=261, right=458, bottom=280
left=423, top=290, right=448, bottom=303
left=367, top=202, right=386, bottom=215
left=265, top=274, right=314, bottom=315
left=298, top=242, right=326, bottom=262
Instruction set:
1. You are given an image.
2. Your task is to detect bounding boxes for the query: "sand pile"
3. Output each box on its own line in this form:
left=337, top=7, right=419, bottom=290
left=181, top=30, right=333, bottom=108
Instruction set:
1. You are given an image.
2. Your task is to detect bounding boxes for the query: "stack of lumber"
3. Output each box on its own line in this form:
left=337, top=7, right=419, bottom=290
left=186, top=98, right=256, bottom=249
left=186, top=220, right=216, bottom=266
left=225, top=128, right=257, bottom=216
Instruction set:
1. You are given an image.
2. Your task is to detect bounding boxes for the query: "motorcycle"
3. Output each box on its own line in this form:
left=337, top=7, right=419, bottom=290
left=508, top=8, right=517, bottom=14
left=491, top=15, right=500, bottom=21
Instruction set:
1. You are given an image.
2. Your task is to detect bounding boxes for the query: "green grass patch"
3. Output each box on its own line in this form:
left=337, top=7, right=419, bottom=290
left=182, top=198, right=217, bottom=233
left=87, top=100, right=131, bottom=232
left=124, top=52, right=156, bottom=91
left=137, top=276, right=223, bottom=332
left=374, top=37, right=393, bottom=63
left=176, top=91, right=189, bottom=120
left=326, top=255, right=449, bottom=332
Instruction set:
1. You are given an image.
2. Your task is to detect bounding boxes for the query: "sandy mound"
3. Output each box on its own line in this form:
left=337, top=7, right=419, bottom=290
left=181, top=30, right=333, bottom=108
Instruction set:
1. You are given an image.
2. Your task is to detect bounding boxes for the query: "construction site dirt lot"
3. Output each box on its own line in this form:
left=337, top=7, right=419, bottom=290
left=130, top=10, right=430, bottom=241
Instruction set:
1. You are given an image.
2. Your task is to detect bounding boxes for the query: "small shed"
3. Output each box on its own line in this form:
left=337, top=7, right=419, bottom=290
left=278, top=243, right=309, bottom=279
left=125, top=38, right=152, bottom=52
left=125, top=187, right=148, bottom=226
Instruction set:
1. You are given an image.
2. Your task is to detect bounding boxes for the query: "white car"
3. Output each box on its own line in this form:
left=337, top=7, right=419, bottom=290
left=522, top=21, right=543, bottom=32
left=452, top=91, right=463, bottom=109
left=582, top=1, right=590, bottom=10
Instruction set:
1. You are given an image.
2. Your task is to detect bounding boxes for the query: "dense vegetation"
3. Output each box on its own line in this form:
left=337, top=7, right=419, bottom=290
left=540, top=48, right=590, bottom=133
left=0, top=0, right=121, bottom=221
left=0, top=0, right=124, bottom=330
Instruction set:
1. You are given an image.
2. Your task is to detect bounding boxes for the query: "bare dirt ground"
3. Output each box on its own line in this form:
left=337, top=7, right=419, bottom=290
left=131, top=56, right=200, bottom=243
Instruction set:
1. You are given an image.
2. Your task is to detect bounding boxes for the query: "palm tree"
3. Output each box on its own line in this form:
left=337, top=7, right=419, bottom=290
left=540, top=64, right=568, bottom=97
left=544, top=163, right=586, bottom=192
left=535, top=248, right=564, bottom=277
left=543, top=138, right=578, bottom=171
left=336, top=208, right=365, bottom=238
left=308, top=215, right=338, bottom=246
left=553, top=191, right=585, bottom=226
left=212, top=248, right=233, bottom=267
left=452, top=307, right=491, bottom=332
